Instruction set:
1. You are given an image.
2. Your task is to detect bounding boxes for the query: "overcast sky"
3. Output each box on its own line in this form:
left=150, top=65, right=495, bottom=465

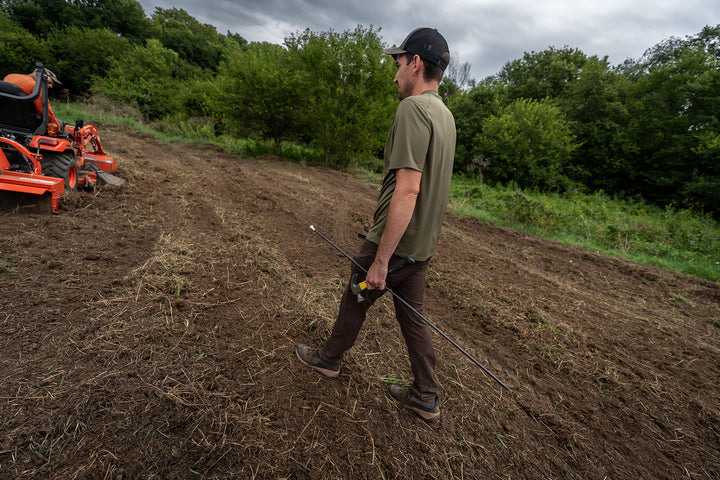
left=136, top=0, right=719, bottom=81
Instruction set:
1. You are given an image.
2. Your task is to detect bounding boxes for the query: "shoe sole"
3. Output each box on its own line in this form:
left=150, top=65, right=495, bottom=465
left=295, top=347, right=339, bottom=378
left=388, top=387, right=440, bottom=422
left=406, top=405, right=440, bottom=422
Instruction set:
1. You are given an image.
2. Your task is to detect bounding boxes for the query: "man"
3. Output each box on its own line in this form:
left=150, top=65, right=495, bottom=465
left=3, top=68, right=62, bottom=132
left=297, top=28, right=456, bottom=422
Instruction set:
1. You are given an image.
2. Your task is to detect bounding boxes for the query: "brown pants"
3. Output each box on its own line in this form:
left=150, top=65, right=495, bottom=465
left=319, top=241, right=438, bottom=402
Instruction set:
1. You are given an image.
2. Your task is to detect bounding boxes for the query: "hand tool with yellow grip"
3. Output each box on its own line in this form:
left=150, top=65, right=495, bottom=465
left=350, top=256, right=415, bottom=302
left=309, top=225, right=511, bottom=392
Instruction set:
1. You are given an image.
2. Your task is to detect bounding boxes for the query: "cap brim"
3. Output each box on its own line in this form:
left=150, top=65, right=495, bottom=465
left=383, top=46, right=407, bottom=56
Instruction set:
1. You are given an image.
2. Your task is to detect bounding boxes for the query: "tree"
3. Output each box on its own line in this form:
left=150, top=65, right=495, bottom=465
left=634, top=24, right=720, bottom=69
left=497, top=47, right=592, bottom=101
left=441, top=51, right=473, bottom=99
left=476, top=98, right=578, bottom=191
left=445, top=52, right=472, bottom=89
left=149, top=7, right=228, bottom=71
left=562, top=57, right=635, bottom=192
left=92, top=38, right=181, bottom=119
left=1, top=0, right=150, bottom=42
left=89, top=0, right=150, bottom=42
left=622, top=26, right=720, bottom=212
left=285, top=26, right=396, bottom=164
left=1, top=0, right=79, bottom=37
left=48, top=26, right=132, bottom=93
left=215, top=42, right=300, bottom=155
left=0, top=11, right=51, bottom=75
left=447, top=79, right=502, bottom=173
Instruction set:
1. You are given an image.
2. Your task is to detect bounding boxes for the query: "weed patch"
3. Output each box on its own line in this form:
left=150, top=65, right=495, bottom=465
left=449, top=179, right=720, bottom=281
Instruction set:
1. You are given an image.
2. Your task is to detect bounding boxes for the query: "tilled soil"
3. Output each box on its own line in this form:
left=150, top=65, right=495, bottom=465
left=1, top=124, right=718, bottom=479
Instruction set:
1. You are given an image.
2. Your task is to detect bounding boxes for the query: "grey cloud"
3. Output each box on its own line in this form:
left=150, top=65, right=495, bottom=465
left=138, top=0, right=719, bottom=81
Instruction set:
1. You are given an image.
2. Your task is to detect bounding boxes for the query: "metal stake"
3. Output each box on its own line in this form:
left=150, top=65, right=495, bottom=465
left=309, top=225, right=510, bottom=392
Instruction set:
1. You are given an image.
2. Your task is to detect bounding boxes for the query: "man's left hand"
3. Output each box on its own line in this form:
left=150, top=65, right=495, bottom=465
left=365, top=259, right=388, bottom=290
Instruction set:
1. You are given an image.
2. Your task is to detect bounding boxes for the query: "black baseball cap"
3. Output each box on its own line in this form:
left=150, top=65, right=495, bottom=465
left=383, top=27, right=450, bottom=71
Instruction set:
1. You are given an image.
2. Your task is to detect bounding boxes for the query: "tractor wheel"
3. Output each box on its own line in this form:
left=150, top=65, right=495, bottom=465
left=41, top=152, right=79, bottom=191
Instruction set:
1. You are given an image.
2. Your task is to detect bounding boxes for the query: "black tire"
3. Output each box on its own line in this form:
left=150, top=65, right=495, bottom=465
left=41, top=152, right=79, bottom=191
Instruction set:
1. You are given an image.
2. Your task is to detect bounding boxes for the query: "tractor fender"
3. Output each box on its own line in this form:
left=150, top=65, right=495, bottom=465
left=28, top=136, right=74, bottom=152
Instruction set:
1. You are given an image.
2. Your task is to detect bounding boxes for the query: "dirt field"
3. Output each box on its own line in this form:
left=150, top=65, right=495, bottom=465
left=1, top=124, right=718, bottom=479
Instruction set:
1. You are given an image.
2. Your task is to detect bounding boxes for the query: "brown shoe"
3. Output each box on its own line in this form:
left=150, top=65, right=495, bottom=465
left=296, top=344, right=340, bottom=378
left=388, top=384, right=440, bottom=422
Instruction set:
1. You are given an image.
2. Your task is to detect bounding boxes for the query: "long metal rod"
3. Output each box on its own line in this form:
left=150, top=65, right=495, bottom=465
left=309, top=225, right=511, bottom=392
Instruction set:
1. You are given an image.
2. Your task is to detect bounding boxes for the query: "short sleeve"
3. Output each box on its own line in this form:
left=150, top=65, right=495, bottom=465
left=385, top=98, right=431, bottom=172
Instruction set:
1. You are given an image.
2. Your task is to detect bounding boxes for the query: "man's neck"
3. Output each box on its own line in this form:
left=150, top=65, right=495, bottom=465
left=409, top=80, right=439, bottom=98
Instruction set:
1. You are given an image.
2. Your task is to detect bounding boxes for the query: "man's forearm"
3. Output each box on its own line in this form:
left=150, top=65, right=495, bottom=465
left=365, top=168, right=421, bottom=290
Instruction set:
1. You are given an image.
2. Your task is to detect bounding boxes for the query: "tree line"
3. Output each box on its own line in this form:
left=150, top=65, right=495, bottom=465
left=1, top=1, right=718, bottom=215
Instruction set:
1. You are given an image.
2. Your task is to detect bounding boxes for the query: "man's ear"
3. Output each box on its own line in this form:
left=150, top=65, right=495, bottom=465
left=412, top=54, right=422, bottom=74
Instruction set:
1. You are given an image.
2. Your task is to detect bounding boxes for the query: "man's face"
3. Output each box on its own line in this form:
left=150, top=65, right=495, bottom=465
left=393, top=54, right=416, bottom=100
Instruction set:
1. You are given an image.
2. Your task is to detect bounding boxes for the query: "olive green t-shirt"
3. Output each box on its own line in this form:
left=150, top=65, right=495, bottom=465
left=366, top=90, right=456, bottom=261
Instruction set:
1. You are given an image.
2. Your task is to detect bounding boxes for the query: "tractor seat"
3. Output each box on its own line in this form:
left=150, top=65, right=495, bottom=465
left=0, top=81, right=43, bottom=134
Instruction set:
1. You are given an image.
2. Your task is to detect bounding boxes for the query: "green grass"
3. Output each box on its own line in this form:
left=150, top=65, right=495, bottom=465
left=55, top=100, right=324, bottom=163
left=55, top=98, right=145, bottom=131
left=55, top=101, right=720, bottom=282
left=450, top=177, right=720, bottom=281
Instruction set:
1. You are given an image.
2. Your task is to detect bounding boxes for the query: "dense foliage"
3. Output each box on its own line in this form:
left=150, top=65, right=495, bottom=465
left=451, top=31, right=720, bottom=214
left=1, top=1, right=718, bottom=214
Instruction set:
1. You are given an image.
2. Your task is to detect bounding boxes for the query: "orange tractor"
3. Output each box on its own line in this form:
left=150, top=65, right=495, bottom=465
left=0, top=63, right=122, bottom=213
